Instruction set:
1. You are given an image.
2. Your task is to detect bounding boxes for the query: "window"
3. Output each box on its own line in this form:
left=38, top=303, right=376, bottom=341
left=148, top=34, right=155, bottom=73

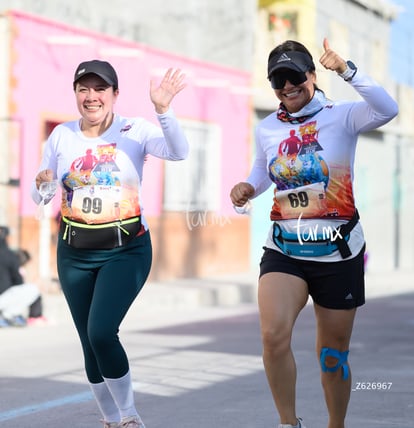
left=163, top=120, right=221, bottom=212
left=268, top=11, right=297, bottom=38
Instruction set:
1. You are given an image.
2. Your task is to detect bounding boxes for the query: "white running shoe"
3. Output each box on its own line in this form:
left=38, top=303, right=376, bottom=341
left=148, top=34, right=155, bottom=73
left=278, top=418, right=306, bottom=428
left=119, top=415, right=146, bottom=428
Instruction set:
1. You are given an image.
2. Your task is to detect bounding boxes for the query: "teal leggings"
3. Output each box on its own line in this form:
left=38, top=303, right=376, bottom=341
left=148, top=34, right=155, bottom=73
left=57, top=230, right=152, bottom=383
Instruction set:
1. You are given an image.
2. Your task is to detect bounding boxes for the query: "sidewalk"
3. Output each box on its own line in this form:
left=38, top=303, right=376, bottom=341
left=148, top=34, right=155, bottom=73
left=41, top=268, right=414, bottom=328
left=364, top=269, right=414, bottom=298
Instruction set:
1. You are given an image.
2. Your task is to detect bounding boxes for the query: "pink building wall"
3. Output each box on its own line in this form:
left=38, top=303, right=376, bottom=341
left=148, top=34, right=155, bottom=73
left=7, top=10, right=252, bottom=219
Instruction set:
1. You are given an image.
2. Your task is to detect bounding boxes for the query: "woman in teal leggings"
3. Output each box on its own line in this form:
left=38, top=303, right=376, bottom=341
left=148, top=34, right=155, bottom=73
left=32, top=60, right=188, bottom=428
left=57, top=232, right=152, bottom=381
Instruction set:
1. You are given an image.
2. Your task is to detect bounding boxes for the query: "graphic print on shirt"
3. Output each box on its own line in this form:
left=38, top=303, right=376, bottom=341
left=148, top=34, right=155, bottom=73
left=61, top=143, right=140, bottom=224
left=268, top=120, right=356, bottom=220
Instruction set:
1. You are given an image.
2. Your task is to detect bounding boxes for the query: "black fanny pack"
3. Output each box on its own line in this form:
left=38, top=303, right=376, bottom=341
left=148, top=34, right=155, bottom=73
left=60, top=216, right=141, bottom=249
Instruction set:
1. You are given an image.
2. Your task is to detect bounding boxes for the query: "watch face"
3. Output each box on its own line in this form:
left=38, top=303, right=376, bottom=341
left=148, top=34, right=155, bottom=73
left=347, top=60, right=357, bottom=70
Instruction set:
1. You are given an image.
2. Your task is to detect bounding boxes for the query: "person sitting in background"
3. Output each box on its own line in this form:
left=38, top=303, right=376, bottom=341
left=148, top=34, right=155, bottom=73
left=0, top=227, right=41, bottom=327
left=16, top=248, right=49, bottom=326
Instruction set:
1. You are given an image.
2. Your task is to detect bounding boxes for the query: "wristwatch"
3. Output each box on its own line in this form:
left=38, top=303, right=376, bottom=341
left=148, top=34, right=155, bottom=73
left=339, top=60, right=357, bottom=81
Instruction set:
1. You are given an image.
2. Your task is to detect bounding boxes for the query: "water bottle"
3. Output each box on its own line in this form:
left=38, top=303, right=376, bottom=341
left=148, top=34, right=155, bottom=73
left=36, top=180, right=58, bottom=220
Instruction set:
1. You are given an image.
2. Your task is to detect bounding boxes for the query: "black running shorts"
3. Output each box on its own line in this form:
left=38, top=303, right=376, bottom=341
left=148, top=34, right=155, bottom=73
left=259, top=245, right=366, bottom=309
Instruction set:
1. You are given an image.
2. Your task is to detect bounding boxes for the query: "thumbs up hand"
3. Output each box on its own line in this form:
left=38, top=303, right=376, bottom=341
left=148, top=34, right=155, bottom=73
left=319, top=38, right=347, bottom=74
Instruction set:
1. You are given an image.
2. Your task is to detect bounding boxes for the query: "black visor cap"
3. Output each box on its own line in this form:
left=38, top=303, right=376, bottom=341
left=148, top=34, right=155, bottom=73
left=268, top=50, right=314, bottom=79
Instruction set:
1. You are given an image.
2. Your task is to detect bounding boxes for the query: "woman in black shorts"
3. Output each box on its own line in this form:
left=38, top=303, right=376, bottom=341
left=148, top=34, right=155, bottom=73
left=230, top=38, right=398, bottom=428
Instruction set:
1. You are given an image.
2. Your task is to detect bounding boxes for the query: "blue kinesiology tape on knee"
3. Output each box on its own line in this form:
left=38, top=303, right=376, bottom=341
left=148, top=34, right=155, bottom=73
left=320, top=347, right=349, bottom=380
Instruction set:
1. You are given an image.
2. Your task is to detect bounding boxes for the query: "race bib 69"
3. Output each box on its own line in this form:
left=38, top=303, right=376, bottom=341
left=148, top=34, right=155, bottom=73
left=273, top=182, right=328, bottom=219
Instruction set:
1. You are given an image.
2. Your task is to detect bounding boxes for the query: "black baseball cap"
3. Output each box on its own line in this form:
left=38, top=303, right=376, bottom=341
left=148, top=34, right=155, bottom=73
left=267, top=51, right=315, bottom=79
left=73, top=60, right=118, bottom=89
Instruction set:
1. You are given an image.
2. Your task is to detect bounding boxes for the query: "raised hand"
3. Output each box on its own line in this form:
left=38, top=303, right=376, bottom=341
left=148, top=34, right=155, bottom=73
left=319, top=38, right=347, bottom=74
left=150, top=68, right=186, bottom=114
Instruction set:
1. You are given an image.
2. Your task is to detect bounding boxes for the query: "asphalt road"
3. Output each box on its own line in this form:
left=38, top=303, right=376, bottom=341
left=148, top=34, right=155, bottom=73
left=1, top=290, right=413, bottom=427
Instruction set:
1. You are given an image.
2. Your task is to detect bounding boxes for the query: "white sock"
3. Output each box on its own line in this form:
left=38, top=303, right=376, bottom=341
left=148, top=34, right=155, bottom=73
left=104, top=371, right=138, bottom=419
left=89, top=381, right=120, bottom=423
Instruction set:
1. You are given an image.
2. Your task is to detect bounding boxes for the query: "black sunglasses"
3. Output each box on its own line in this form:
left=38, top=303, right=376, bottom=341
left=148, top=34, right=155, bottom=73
left=269, top=70, right=308, bottom=89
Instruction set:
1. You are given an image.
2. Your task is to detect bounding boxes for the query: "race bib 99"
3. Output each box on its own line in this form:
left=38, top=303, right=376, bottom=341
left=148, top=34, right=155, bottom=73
left=70, top=185, right=139, bottom=223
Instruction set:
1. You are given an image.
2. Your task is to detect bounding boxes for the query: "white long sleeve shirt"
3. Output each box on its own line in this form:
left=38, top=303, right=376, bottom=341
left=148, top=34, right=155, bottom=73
left=247, top=71, right=398, bottom=261
left=31, top=109, right=189, bottom=229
